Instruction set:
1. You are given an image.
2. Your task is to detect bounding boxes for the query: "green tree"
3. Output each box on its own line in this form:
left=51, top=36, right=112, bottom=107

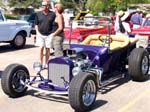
left=86, top=0, right=117, bottom=15
left=61, top=0, right=87, bottom=11
left=0, top=0, right=8, bottom=11
left=61, top=0, right=75, bottom=9
left=8, top=0, right=41, bottom=8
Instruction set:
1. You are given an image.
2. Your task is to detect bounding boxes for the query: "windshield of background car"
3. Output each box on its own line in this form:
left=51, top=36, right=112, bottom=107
left=143, top=17, right=150, bottom=26
left=28, top=13, right=35, bottom=23
left=18, top=15, right=30, bottom=20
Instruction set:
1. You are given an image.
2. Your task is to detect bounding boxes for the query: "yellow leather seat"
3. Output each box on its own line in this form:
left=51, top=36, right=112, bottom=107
left=81, top=34, right=130, bottom=51
left=129, top=37, right=138, bottom=45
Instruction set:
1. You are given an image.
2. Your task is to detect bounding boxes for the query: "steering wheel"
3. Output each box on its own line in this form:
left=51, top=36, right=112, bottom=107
left=98, top=35, right=112, bottom=45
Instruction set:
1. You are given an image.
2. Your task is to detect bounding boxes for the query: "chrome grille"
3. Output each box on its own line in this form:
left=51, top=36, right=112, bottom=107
left=48, top=63, right=70, bottom=87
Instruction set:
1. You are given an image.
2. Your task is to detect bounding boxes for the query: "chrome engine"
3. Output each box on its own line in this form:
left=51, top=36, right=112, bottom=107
left=64, top=48, right=92, bottom=76
left=48, top=48, right=92, bottom=87
left=72, top=58, right=92, bottom=76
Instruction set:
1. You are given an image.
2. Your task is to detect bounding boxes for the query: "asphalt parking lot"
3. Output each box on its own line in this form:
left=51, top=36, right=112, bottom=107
left=0, top=37, right=150, bottom=112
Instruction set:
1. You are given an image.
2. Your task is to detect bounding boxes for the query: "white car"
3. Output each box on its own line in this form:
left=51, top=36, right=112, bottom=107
left=0, top=10, right=31, bottom=49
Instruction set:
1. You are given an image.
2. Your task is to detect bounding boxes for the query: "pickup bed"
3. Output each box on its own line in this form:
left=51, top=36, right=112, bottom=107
left=0, top=10, right=31, bottom=49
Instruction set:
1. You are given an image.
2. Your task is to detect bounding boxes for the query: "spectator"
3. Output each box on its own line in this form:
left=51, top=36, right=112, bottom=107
left=63, top=9, right=74, bottom=27
left=130, top=8, right=142, bottom=29
left=34, top=0, right=56, bottom=69
left=114, top=10, right=131, bottom=36
left=52, top=3, right=64, bottom=57
left=142, top=12, right=147, bottom=25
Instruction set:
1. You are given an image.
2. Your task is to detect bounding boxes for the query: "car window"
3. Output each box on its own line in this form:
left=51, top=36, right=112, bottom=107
left=144, top=18, right=150, bottom=26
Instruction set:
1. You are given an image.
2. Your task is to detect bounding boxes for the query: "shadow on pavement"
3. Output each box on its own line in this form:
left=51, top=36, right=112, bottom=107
left=28, top=90, right=69, bottom=104
left=100, top=72, right=150, bottom=94
left=99, top=73, right=131, bottom=94
left=38, top=94, right=69, bottom=104
left=0, top=44, right=37, bottom=53
left=27, top=90, right=108, bottom=111
left=90, top=100, right=107, bottom=112
left=26, top=89, right=69, bottom=103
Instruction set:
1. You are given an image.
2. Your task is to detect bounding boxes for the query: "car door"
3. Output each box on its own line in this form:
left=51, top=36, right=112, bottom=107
left=0, top=20, right=17, bottom=41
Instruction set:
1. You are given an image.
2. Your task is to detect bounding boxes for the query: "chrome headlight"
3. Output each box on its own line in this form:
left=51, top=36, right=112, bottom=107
left=72, top=67, right=82, bottom=76
left=33, top=62, right=42, bottom=72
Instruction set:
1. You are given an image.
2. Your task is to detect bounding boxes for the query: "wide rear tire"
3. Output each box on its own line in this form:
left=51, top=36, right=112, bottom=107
left=69, top=72, right=97, bottom=112
left=128, top=48, right=149, bottom=81
left=1, top=64, right=30, bottom=98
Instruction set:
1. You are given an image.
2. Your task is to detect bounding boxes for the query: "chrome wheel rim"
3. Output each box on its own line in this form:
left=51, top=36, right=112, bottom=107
left=82, top=80, right=96, bottom=106
left=142, top=56, right=149, bottom=75
left=12, top=70, right=27, bottom=92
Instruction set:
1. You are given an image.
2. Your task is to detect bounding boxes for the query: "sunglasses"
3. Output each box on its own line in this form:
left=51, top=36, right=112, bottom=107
left=42, top=4, right=49, bottom=7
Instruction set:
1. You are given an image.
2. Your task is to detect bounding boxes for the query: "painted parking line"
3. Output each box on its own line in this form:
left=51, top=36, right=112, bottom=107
left=117, top=89, right=150, bottom=112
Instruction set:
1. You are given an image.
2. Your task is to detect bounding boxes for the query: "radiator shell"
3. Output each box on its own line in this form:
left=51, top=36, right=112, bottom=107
left=48, top=57, right=74, bottom=87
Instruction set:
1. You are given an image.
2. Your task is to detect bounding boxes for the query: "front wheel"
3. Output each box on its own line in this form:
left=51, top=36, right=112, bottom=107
left=128, top=48, right=149, bottom=81
left=10, top=33, right=26, bottom=49
left=69, top=72, right=97, bottom=112
left=1, top=64, right=30, bottom=98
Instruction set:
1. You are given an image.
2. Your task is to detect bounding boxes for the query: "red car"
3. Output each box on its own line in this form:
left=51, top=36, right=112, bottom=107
left=64, top=16, right=115, bottom=42
left=131, top=15, right=150, bottom=52
left=132, top=16, right=150, bottom=36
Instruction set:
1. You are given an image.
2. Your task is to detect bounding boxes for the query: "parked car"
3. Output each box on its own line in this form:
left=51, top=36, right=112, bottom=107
left=132, top=16, right=150, bottom=36
left=1, top=17, right=149, bottom=112
left=0, top=9, right=31, bottom=49
left=64, top=16, right=115, bottom=42
left=131, top=16, right=150, bottom=52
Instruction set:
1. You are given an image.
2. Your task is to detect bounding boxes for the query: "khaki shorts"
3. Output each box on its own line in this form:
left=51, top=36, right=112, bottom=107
left=52, top=36, right=64, bottom=57
left=35, top=33, right=53, bottom=48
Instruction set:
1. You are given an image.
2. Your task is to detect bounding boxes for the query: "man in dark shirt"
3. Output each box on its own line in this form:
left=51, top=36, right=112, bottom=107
left=35, top=0, right=56, bottom=69
left=130, top=9, right=142, bottom=29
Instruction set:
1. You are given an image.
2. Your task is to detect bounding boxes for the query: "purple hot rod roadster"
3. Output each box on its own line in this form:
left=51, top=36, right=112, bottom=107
left=1, top=19, right=150, bottom=112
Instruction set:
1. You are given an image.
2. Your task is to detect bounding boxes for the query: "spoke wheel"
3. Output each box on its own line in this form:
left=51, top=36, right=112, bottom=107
left=1, top=64, right=29, bottom=98
left=69, top=72, right=97, bottom=112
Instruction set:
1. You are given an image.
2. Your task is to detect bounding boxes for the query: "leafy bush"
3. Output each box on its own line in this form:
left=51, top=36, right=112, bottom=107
left=4, top=14, right=18, bottom=20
